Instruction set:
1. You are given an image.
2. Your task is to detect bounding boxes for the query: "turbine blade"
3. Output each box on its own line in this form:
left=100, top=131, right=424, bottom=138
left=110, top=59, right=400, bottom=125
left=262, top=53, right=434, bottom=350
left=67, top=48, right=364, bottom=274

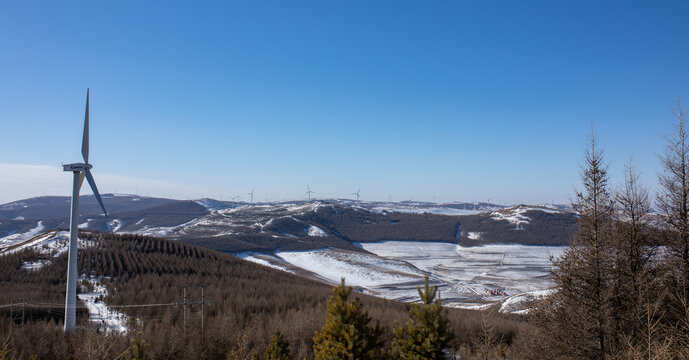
left=78, top=172, right=85, bottom=190
left=82, top=88, right=90, bottom=163
left=85, top=169, right=108, bottom=217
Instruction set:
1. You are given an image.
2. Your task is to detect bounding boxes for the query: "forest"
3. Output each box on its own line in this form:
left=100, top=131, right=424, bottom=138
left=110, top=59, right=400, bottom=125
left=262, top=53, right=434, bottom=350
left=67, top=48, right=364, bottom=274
left=0, top=232, right=525, bottom=359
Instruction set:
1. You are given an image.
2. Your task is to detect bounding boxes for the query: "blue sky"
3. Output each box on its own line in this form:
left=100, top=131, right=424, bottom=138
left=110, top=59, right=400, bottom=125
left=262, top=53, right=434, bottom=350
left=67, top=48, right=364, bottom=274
left=1, top=1, right=688, bottom=204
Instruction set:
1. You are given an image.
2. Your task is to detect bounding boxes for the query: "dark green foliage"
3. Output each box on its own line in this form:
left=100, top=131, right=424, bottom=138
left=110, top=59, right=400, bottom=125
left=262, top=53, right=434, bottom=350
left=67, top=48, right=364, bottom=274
left=390, top=276, right=455, bottom=359
left=313, top=278, right=385, bottom=360
left=265, top=329, right=291, bottom=360
left=125, top=331, right=149, bottom=360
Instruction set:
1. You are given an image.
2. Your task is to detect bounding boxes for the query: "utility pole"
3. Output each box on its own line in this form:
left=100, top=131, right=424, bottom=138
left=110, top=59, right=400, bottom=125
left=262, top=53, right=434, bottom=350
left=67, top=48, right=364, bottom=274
left=178, top=286, right=213, bottom=345
left=183, top=287, right=188, bottom=343
left=9, top=292, right=26, bottom=326
left=201, top=285, right=206, bottom=344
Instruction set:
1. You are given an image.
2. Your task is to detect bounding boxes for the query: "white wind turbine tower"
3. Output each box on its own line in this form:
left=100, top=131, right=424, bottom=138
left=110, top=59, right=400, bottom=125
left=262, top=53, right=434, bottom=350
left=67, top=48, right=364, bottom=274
left=305, top=185, right=314, bottom=202
left=62, top=89, right=108, bottom=331
left=351, top=188, right=361, bottom=201
left=247, top=188, right=254, bottom=204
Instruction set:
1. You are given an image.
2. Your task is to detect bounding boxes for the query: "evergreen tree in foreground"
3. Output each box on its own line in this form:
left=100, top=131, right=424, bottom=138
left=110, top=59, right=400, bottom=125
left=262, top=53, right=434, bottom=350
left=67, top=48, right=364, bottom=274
left=265, top=328, right=292, bottom=360
left=313, top=278, right=385, bottom=360
left=390, top=275, right=455, bottom=359
left=125, top=331, right=149, bottom=360
left=524, top=129, right=615, bottom=360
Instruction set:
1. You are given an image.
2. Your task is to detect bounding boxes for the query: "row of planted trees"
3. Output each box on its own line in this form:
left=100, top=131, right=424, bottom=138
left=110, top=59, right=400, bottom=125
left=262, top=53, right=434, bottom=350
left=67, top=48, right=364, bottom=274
left=520, top=102, right=689, bottom=359
left=229, top=276, right=455, bottom=360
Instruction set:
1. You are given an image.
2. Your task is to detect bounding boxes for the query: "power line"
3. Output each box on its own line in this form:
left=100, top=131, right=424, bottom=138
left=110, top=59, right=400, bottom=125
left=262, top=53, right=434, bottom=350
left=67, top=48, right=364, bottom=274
left=9, top=292, right=26, bottom=326
left=177, top=285, right=213, bottom=344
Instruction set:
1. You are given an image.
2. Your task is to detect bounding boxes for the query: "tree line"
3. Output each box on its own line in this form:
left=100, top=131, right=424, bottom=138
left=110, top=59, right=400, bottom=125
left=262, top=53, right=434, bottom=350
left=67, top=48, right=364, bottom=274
left=0, top=232, right=524, bottom=359
left=518, top=102, right=689, bottom=359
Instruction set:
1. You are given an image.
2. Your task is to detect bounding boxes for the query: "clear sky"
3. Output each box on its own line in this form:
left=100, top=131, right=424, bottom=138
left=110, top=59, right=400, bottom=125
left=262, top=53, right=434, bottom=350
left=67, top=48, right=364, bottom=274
left=1, top=1, right=688, bottom=205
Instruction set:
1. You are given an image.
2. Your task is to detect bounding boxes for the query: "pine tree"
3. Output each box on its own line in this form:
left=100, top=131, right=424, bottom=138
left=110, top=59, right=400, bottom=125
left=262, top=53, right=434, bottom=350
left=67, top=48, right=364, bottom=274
left=265, top=329, right=292, bottom=360
left=313, top=278, right=385, bottom=360
left=125, top=331, right=149, bottom=360
left=390, top=275, right=455, bottom=360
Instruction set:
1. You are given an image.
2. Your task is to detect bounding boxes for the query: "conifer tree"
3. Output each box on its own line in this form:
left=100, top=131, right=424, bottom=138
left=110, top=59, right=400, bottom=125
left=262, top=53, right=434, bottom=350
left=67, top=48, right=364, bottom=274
left=526, top=129, right=615, bottom=359
left=125, top=331, right=149, bottom=360
left=658, top=100, right=689, bottom=289
left=265, top=328, right=292, bottom=360
left=390, top=275, right=455, bottom=359
left=313, top=278, right=384, bottom=360
left=609, top=161, right=654, bottom=349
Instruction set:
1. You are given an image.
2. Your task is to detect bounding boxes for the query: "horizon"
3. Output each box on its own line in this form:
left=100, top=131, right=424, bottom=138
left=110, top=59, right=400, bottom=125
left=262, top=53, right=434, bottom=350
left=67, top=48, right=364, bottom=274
left=0, top=189, right=569, bottom=208
left=2, top=2, right=688, bottom=205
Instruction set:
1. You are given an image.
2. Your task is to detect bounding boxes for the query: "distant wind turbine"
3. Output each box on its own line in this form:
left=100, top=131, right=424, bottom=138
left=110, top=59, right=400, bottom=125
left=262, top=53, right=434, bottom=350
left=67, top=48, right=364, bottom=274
left=247, top=188, right=254, bottom=204
left=351, top=188, right=361, bottom=201
left=305, top=186, right=314, bottom=202
left=62, top=89, right=108, bottom=331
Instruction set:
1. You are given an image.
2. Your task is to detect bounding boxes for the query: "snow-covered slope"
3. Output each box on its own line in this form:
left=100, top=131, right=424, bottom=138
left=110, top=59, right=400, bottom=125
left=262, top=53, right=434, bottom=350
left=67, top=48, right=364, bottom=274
left=244, top=240, right=565, bottom=311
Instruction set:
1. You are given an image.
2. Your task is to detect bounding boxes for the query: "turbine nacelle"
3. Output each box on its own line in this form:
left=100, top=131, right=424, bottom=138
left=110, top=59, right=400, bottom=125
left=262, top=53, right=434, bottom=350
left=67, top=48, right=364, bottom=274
left=62, top=163, right=93, bottom=172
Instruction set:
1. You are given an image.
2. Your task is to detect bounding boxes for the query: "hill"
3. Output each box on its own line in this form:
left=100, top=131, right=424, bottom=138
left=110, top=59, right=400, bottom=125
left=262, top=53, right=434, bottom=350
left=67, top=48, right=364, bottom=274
left=0, top=231, right=527, bottom=359
left=0, top=196, right=577, bottom=255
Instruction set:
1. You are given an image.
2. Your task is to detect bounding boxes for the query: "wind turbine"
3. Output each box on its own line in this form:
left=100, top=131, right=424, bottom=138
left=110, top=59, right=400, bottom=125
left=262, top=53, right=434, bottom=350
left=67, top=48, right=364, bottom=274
left=305, top=185, right=314, bottom=202
left=351, top=188, right=361, bottom=201
left=247, top=188, right=254, bottom=204
left=62, top=89, right=108, bottom=331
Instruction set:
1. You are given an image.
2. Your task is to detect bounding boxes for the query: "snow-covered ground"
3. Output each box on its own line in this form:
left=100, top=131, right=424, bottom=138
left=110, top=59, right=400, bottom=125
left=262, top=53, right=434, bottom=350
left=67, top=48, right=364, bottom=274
left=1, top=230, right=71, bottom=258
left=0, top=221, right=45, bottom=250
left=276, top=248, right=426, bottom=288
left=307, top=225, right=327, bottom=237
left=235, top=252, right=294, bottom=273
left=78, top=276, right=129, bottom=333
left=499, top=289, right=553, bottom=314
left=271, top=241, right=566, bottom=311
left=372, top=206, right=487, bottom=216
left=490, top=205, right=565, bottom=230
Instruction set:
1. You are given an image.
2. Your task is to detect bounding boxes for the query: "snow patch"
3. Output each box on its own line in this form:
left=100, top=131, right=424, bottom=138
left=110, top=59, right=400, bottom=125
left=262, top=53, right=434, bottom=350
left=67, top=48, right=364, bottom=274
left=108, top=219, right=123, bottom=232
left=285, top=202, right=323, bottom=213
left=307, top=225, right=327, bottom=237
left=467, top=232, right=481, bottom=240
left=490, top=207, right=531, bottom=229
left=491, top=205, right=563, bottom=230
left=235, top=252, right=293, bottom=273
left=78, top=276, right=129, bottom=333
left=21, top=260, right=49, bottom=271
left=499, top=289, right=554, bottom=314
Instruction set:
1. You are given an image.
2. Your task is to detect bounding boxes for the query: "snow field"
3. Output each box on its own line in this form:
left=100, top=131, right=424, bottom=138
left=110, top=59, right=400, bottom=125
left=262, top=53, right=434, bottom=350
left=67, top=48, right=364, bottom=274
left=271, top=241, right=566, bottom=311
left=275, top=249, right=426, bottom=288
